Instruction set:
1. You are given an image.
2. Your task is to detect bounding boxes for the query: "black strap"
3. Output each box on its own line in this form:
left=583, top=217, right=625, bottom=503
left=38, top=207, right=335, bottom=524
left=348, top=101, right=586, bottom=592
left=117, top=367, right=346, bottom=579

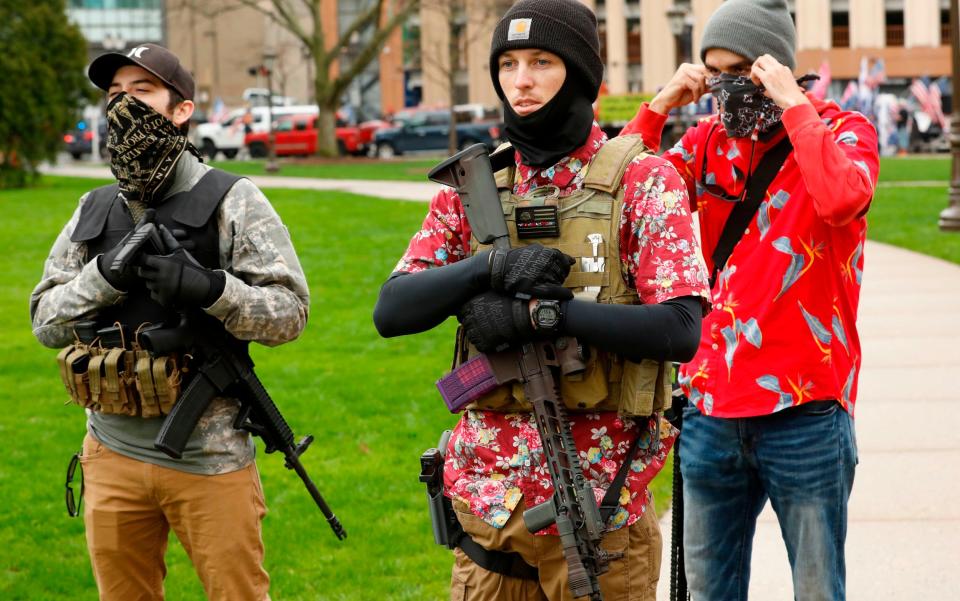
left=709, top=137, right=793, bottom=288
left=598, top=419, right=653, bottom=523
left=451, top=529, right=540, bottom=580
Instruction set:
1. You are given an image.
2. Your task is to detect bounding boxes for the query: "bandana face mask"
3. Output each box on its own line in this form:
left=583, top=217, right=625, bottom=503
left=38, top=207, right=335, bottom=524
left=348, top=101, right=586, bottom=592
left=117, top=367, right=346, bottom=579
left=106, top=92, right=189, bottom=203
left=708, top=73, right=785, bottom=139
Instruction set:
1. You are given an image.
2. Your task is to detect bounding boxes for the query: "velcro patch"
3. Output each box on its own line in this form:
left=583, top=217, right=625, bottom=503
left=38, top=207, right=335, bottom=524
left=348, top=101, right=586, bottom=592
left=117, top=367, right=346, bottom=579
left=508, top=18, right=532, bottom=41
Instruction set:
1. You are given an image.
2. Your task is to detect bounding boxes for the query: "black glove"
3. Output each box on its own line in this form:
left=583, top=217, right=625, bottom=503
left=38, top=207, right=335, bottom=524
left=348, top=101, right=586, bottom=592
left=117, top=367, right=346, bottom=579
left=489, top=244, right=575, bottom=300
left=458, top=291, right=536, bottom=353
left=96, top=209, right=156, bottom=291
left=137, top=227, right=224, bottom=308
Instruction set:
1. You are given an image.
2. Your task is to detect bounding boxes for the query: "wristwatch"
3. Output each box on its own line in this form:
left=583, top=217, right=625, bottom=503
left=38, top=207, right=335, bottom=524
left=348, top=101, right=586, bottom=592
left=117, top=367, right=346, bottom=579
left=531, top=299, right=564, bottom=334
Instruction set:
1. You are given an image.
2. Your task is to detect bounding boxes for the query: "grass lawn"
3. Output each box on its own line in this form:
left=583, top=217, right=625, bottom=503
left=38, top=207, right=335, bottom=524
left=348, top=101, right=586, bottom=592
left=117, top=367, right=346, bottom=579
left=209, top=157, right=443, bottom=182
left=877, top=155, right=949, bottom=182
left=0, top=176, right=673, bottom=600
left=868, top=185, right=960, bottom=263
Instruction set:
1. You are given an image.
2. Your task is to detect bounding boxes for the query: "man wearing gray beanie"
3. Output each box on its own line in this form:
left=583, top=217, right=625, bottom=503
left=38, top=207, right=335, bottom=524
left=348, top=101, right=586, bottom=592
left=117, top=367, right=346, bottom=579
left=374, top=1, right=712, bottom=599
left=620, top=1, right=880, bottom=600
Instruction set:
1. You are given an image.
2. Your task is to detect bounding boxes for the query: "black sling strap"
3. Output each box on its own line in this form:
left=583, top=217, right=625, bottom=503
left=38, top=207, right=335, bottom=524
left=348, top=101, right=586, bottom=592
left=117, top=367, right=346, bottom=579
left=709, top=137, right=793, bottom=288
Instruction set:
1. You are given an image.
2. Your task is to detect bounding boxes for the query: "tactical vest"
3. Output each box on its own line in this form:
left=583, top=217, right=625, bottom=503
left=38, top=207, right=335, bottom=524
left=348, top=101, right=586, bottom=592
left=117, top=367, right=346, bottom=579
left=57, top=169, right=243, bottom=417
left=456, top=136, right=672, bottom=416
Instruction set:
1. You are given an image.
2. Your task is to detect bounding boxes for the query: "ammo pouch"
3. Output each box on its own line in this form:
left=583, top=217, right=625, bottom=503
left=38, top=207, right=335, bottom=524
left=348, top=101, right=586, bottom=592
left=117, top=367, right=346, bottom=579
left=57, top=340, right=186, bottom=418
left=454, top=135, right=672, bottom=417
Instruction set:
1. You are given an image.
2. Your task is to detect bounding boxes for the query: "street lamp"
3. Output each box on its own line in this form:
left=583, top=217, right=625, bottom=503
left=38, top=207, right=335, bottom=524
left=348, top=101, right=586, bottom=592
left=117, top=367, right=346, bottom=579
left=941, top=0, right=960, bottom=230
left=263, top=50, right=279, bottom=174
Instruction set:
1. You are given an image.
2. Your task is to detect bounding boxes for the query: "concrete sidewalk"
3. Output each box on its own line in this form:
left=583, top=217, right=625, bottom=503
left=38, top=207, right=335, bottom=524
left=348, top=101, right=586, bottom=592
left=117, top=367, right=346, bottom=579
left=40, top=164, right=441, bottom=202
left=657, top=241, right=960, bottom=600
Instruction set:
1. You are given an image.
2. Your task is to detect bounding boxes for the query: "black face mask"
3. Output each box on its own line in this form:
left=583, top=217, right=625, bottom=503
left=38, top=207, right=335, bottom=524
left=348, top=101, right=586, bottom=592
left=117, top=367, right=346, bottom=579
left=106, top=93, right=193, bottom=203
left=502, top=76, right=595, bottom=168
left=708, top=74, right=785, bottom=139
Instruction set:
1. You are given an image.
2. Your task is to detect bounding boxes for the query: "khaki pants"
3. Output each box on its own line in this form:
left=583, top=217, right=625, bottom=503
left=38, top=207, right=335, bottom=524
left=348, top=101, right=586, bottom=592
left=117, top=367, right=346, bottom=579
left=79, top=434, right=270, bottom=601
left=450, top=498, right=662, bottom=601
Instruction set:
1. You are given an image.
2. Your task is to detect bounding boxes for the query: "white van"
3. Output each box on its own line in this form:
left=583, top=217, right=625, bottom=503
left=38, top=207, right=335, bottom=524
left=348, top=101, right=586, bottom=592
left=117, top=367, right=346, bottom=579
left=194, top=104, right=319, bottom=159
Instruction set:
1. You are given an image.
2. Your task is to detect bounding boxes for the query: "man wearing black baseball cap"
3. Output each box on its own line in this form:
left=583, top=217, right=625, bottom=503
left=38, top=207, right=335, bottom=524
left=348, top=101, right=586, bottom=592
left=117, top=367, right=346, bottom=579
left=30, top=43, right=310, bottom=600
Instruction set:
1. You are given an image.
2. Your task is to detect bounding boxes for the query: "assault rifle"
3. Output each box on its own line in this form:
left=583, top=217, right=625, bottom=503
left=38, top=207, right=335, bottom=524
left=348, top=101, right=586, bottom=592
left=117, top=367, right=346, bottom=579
left=141, top=314, right=346, bottom=541
left=110, top=219, right=346, bottom=541
left=428, top=145, right=617, bottom=600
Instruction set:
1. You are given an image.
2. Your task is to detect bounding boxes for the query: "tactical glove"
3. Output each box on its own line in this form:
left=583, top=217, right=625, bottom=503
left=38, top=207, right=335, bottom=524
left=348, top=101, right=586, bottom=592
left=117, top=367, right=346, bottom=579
left=97, top=210, right=157, bottom=291
left=137, top=227, right=224, bottom=308
left=458, top=291, right=537, bottom=353
left=489, top=244, right=575, bottom=300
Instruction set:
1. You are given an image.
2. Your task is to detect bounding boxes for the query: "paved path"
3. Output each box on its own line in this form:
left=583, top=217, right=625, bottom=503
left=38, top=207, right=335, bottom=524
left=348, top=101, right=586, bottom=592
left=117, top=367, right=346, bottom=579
left=658, top=242, right=960, bottom=600
left=43, top=163, right=960, bottom=599
left=40, top=164, right=440, bottom=202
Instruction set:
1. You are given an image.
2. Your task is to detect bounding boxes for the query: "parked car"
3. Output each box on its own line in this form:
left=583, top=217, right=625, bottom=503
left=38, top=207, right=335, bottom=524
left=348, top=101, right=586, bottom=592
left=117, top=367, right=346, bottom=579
left=194, top=104, right=321, bottom=159
left=372, top=109, right=501, bottom=158
left=63, top=121, right=107, bottom=160
left=243, top=113, right=370, bottom=157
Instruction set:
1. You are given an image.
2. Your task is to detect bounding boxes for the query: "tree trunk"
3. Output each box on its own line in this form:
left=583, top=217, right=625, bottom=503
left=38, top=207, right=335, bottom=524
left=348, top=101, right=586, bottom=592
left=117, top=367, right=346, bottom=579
left=315, top=105, right=339, bottom=157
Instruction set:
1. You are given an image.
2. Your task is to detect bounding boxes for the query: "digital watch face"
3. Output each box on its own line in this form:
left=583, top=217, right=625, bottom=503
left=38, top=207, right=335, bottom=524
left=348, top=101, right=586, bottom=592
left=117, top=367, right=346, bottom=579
left=536, top=303, right=560, bottom=328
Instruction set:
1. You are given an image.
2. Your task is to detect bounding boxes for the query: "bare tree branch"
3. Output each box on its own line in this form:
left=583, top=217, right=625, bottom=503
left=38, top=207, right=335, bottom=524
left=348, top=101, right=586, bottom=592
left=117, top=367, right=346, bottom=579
left=321, top=0, right=384, bottom=72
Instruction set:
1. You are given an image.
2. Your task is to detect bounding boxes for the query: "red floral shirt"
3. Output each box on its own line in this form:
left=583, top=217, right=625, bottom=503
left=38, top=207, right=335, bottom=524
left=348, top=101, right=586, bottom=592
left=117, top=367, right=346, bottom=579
left=395, top=123, right=710, bottom=531
left=622, top=96, right=879, bottom=418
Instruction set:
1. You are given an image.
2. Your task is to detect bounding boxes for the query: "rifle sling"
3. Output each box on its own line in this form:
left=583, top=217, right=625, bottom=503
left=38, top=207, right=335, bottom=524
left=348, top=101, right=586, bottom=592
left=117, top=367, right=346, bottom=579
left=709, top=137, right=793, bottom=288
left=599, top=422, right=649, bottom=523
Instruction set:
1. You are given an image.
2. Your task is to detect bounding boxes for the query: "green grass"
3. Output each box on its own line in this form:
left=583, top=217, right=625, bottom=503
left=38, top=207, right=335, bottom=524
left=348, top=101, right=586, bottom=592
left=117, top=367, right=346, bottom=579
left=868, top=185, right=960, bottom=263
left=878, top=156, right=949, bottom=182
left=0, top=176, right=673, bottom=600
left=209, top=157, right=443, bottom=181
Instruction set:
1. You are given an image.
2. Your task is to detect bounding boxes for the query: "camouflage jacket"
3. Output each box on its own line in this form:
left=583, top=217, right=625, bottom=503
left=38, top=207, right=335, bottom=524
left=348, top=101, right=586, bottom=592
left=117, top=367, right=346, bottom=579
left=29, top=153, right=310, bottom=474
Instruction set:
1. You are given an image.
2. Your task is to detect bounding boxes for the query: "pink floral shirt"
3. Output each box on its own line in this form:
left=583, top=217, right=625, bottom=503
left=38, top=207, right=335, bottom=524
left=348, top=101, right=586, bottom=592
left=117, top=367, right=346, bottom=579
left=395, top=123, right=711, bottom=532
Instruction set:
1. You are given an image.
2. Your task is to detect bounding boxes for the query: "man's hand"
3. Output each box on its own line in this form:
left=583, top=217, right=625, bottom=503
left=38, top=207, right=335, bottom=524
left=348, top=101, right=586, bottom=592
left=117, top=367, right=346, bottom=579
left=649, top=63, right=710, bottom=115
left=138, top=250, right=225, bottom=309
left=751, top=54, right=810, bottom=110
left=489, top=244, right=575, bottom=300
left=458, top=291, right=536, bottom=353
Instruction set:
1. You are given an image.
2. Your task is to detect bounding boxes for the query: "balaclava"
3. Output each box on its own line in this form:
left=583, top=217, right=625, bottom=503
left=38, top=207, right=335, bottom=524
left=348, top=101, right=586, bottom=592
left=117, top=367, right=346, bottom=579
left=700, top=0, right=797, bottom=138
left=488, top=0, right=604, bottom=167
left=105, top=93, right=195, bottom=204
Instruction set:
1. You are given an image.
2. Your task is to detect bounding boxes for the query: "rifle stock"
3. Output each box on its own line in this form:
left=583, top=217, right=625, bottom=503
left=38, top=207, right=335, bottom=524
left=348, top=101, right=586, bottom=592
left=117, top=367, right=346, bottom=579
left=429, top=145, right=611, bottom=600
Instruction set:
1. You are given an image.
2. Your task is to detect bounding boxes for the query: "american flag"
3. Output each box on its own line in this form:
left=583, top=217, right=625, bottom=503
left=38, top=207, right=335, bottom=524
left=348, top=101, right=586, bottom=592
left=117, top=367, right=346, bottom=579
left=910, top=79, right=946, bottom=129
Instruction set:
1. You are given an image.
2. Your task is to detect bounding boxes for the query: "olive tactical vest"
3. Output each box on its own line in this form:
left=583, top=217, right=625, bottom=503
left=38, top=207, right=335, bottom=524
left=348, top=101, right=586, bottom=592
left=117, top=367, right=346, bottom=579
left=457, top=135, right=672, bottom=416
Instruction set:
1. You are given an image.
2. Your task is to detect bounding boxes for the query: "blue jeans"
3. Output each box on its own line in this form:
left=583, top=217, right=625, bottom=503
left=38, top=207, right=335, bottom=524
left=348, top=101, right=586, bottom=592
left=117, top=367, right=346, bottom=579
left=679, top=401, right=857, bottom=601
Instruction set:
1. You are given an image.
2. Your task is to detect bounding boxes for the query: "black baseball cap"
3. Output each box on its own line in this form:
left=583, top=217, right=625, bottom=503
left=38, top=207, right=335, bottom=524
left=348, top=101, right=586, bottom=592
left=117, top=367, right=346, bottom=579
left=88, top=43, right=195, bottom=101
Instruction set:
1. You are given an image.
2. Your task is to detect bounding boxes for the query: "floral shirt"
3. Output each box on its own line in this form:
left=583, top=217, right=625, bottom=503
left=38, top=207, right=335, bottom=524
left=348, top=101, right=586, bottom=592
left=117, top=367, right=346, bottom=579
left=622, top=96, right=879, bottom=418
left=395, top=123, right=711, bottom=532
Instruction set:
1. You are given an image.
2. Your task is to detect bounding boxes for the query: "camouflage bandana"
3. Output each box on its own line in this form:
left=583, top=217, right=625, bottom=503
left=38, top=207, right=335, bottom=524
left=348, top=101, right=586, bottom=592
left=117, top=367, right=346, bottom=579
left=708, top=73, right=784, bottom=139
left=106, top=93, right=192, bottom=203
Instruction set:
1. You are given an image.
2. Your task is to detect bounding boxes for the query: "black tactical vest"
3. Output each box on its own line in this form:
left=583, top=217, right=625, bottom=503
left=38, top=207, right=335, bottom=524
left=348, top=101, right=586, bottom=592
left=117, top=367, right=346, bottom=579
left=71, top=169, right=242, bottom=337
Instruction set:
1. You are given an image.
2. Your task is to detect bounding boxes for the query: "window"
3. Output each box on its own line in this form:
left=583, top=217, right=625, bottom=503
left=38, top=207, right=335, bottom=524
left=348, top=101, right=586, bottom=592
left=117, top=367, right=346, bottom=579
left=885, top=10, right=904, bottom=47
left=832, top=11, right=850, bottom=48
left=942, top=9, right=951, bottom=46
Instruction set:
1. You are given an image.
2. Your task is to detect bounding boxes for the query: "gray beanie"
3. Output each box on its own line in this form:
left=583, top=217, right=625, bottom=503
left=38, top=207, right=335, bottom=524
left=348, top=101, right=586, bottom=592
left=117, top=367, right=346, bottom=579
left=489, top=0, right=603, bottom=100
left=700, top=0, right=796, bottom=70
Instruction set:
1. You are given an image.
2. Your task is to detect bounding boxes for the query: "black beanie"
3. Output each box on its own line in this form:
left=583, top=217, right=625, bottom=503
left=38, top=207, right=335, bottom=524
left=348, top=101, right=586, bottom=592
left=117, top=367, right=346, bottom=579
left=488, top=0, right=604, bottom=101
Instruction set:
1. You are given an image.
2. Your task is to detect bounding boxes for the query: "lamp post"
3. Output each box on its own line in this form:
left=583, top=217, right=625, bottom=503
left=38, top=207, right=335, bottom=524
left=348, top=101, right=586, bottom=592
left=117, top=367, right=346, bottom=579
left=942, top=0, right=960, bottom=231
left=263, top=50, right=279, bottom=174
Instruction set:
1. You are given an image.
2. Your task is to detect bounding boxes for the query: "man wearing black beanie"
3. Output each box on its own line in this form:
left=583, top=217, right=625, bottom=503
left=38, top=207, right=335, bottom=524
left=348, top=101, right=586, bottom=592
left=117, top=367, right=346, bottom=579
left=374, top=1, right=711, bottom=599
left=621, top=1, right=879, bottom=599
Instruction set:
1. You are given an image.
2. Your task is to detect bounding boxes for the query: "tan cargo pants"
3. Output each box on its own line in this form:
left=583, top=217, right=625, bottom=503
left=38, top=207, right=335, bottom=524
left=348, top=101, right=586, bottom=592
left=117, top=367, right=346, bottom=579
left=450, top=497, right=662, bottom=601
left=79, top=433, right=271, bottom=601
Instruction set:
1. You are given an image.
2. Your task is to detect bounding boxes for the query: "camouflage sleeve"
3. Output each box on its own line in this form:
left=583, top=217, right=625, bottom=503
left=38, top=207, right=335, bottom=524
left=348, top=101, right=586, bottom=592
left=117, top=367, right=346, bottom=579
left=29, top=193, right=126, bottom=348
left=205, top=178, right=310, bottom=347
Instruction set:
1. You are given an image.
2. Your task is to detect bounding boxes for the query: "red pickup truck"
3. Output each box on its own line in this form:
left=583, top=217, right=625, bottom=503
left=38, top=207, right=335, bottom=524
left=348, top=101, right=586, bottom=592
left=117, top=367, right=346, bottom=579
left=245, top=113, right=380, bottom=157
